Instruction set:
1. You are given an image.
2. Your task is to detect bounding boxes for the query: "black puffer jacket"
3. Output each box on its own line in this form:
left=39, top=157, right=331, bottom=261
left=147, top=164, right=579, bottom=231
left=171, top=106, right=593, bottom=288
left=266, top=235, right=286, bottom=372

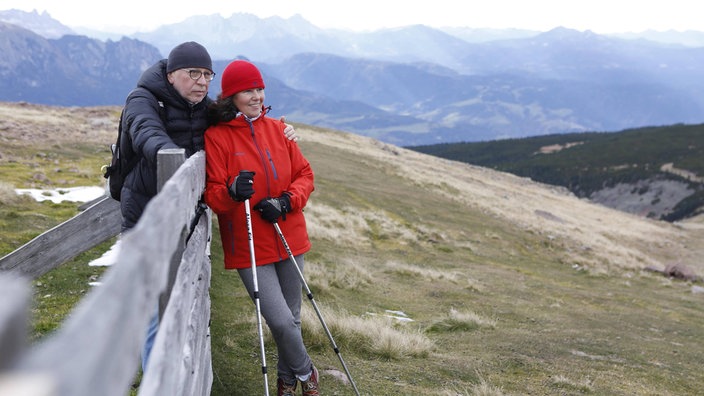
left=120, top=59, right=212, bottom=231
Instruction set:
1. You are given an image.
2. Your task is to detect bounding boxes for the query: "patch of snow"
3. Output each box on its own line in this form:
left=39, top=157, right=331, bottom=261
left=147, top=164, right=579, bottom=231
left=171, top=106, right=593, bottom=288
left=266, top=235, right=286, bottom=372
left=15, top=185, right=119, bottom=277
left=385, top=309, right=409, bottom=317
left=89, top=238, right=121, bottom=267
left=15, top=186, right=106, bottom=203
left=365, top=310, right=415, bottom=322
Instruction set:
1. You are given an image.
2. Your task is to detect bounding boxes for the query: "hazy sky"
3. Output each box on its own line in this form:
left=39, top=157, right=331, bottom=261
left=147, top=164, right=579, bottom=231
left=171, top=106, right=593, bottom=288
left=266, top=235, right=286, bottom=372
left=1, top=0, right=702, bottom=33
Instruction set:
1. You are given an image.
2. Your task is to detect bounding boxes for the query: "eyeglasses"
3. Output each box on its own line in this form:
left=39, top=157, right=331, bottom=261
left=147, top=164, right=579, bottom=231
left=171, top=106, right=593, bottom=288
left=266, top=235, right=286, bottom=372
left=185, top=69, right=215, bottom=81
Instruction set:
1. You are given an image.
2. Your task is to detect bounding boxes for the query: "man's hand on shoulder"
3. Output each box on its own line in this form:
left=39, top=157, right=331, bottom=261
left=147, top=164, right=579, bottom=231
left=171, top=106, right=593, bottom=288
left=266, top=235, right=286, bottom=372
left=279, top=116, right=299, bottom=142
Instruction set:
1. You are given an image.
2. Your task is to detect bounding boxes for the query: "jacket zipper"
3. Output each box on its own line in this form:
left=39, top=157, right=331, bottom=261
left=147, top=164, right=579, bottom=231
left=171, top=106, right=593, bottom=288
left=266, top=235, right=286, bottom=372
left=247, top=120, right=286, bottom=261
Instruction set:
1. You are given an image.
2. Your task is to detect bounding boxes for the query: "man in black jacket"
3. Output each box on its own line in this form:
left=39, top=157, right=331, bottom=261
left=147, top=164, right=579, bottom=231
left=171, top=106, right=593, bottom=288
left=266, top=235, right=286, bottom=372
left=120, top=41, right=215, bottom=230
left=120, top=41, right=297, bottom=371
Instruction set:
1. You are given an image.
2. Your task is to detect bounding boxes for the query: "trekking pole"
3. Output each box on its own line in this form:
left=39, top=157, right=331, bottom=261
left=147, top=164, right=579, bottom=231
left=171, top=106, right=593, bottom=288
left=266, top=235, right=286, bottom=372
left=272, top=222, right=361, bottom=396
left=245, top=199, right=270, bottom=396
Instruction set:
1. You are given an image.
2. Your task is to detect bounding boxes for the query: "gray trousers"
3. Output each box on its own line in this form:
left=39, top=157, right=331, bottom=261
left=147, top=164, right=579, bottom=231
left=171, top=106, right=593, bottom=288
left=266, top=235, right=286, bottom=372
left=237, top=255, right=313, bottom=382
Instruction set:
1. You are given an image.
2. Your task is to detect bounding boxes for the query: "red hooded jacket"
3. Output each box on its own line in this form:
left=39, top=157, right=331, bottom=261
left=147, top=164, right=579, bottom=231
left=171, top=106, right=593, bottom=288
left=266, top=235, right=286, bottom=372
left=204, top=110, right=314, bottom=269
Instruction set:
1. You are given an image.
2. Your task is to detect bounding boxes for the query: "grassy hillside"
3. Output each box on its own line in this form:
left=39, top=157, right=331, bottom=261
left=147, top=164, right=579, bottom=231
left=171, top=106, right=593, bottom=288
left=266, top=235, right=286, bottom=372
left=1, top=102, right=704, bottom=395
left=409, top=124, right=704, bottom=221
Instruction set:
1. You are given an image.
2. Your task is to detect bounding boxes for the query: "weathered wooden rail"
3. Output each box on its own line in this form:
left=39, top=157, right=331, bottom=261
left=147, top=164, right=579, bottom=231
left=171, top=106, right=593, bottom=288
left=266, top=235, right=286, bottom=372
left=0, top=149, right=212, bottom=396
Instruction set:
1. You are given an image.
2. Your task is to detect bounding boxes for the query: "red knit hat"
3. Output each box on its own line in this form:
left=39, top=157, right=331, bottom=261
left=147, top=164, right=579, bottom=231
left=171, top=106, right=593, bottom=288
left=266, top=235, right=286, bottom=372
left=221, top=60, right=266, bottom=98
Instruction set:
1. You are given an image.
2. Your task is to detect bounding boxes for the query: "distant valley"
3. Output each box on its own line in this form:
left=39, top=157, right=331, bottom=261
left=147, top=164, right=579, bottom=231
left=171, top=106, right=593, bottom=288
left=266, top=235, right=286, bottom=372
left=410, top=124, right=704, bottom=221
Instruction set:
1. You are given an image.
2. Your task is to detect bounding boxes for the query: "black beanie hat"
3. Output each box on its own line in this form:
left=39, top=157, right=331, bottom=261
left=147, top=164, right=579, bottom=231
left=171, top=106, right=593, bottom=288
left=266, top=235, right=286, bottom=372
left=166, top=41, right=212, bottom=73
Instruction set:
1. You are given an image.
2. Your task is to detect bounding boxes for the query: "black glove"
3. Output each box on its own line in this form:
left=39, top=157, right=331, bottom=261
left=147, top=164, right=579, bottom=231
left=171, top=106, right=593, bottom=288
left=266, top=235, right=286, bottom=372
left=254, top=194, right=291, bottom=223
left=228, top=170, right=255, bottom=202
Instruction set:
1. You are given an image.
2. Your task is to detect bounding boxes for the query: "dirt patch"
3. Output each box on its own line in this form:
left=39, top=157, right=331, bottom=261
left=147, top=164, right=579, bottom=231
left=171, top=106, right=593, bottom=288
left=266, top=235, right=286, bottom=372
left=590, top=178, right=694, bottom=218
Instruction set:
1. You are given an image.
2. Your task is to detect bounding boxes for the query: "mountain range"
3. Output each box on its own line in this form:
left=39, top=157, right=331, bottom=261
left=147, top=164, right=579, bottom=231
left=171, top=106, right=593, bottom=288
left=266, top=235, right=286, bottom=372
left=2, top=9, right=704, bottom=145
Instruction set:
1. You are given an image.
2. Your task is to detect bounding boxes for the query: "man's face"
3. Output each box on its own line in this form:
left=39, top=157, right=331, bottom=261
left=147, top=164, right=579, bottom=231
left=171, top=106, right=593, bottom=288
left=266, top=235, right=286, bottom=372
left=167, top=68, right=213, bottom=104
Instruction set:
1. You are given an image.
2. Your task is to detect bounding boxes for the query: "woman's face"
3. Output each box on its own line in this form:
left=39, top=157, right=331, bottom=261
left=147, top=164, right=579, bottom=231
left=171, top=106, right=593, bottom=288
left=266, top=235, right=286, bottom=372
left=233, top=88, right=265, bottom=118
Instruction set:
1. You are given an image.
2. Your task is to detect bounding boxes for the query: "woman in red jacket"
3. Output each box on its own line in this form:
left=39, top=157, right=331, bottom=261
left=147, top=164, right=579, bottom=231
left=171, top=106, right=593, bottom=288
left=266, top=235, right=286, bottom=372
left=203, top=59, right=318, bottom=396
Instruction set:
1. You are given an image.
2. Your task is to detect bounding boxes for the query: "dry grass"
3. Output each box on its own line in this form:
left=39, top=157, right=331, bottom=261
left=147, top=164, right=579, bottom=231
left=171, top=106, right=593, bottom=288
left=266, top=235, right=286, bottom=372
left=0, top=181, right=21, bottom=205
left=0, top=102, right=117, bottom=145
left=301, top=304, right=435, bottom=360
left=549, top=374, right=595, bottom=393
left=428, top=308, right=497, bottom=333
left=306, top=201, right=431, bottom=247
left=384, top=260, right=467, bottom=284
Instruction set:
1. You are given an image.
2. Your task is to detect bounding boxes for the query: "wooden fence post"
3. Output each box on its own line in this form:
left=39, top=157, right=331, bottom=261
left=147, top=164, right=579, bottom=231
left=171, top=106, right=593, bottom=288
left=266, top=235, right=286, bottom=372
left=0, top=197, right=121, bottom=278
left=157, top=148, right=186, bottom=193
left=157, top=148, right=187, bottom=319
left=0, top=275, right=30, bottom=371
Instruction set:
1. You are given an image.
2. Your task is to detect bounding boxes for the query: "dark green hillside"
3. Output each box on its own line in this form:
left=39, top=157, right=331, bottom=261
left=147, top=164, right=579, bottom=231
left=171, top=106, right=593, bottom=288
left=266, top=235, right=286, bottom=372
left=409, top=123, right=704, bottom=221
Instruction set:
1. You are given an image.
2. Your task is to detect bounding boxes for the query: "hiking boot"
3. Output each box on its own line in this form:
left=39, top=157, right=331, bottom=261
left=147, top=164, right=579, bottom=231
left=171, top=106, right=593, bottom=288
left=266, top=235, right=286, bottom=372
left=277, top=377, right=297, bottom=396
left=300, top=366, right=319, bottom=396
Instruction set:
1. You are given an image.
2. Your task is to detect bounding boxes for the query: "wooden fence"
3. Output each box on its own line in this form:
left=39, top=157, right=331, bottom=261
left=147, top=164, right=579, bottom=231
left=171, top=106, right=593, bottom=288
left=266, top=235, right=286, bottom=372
left=0, top=149, right=212, bottom=396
